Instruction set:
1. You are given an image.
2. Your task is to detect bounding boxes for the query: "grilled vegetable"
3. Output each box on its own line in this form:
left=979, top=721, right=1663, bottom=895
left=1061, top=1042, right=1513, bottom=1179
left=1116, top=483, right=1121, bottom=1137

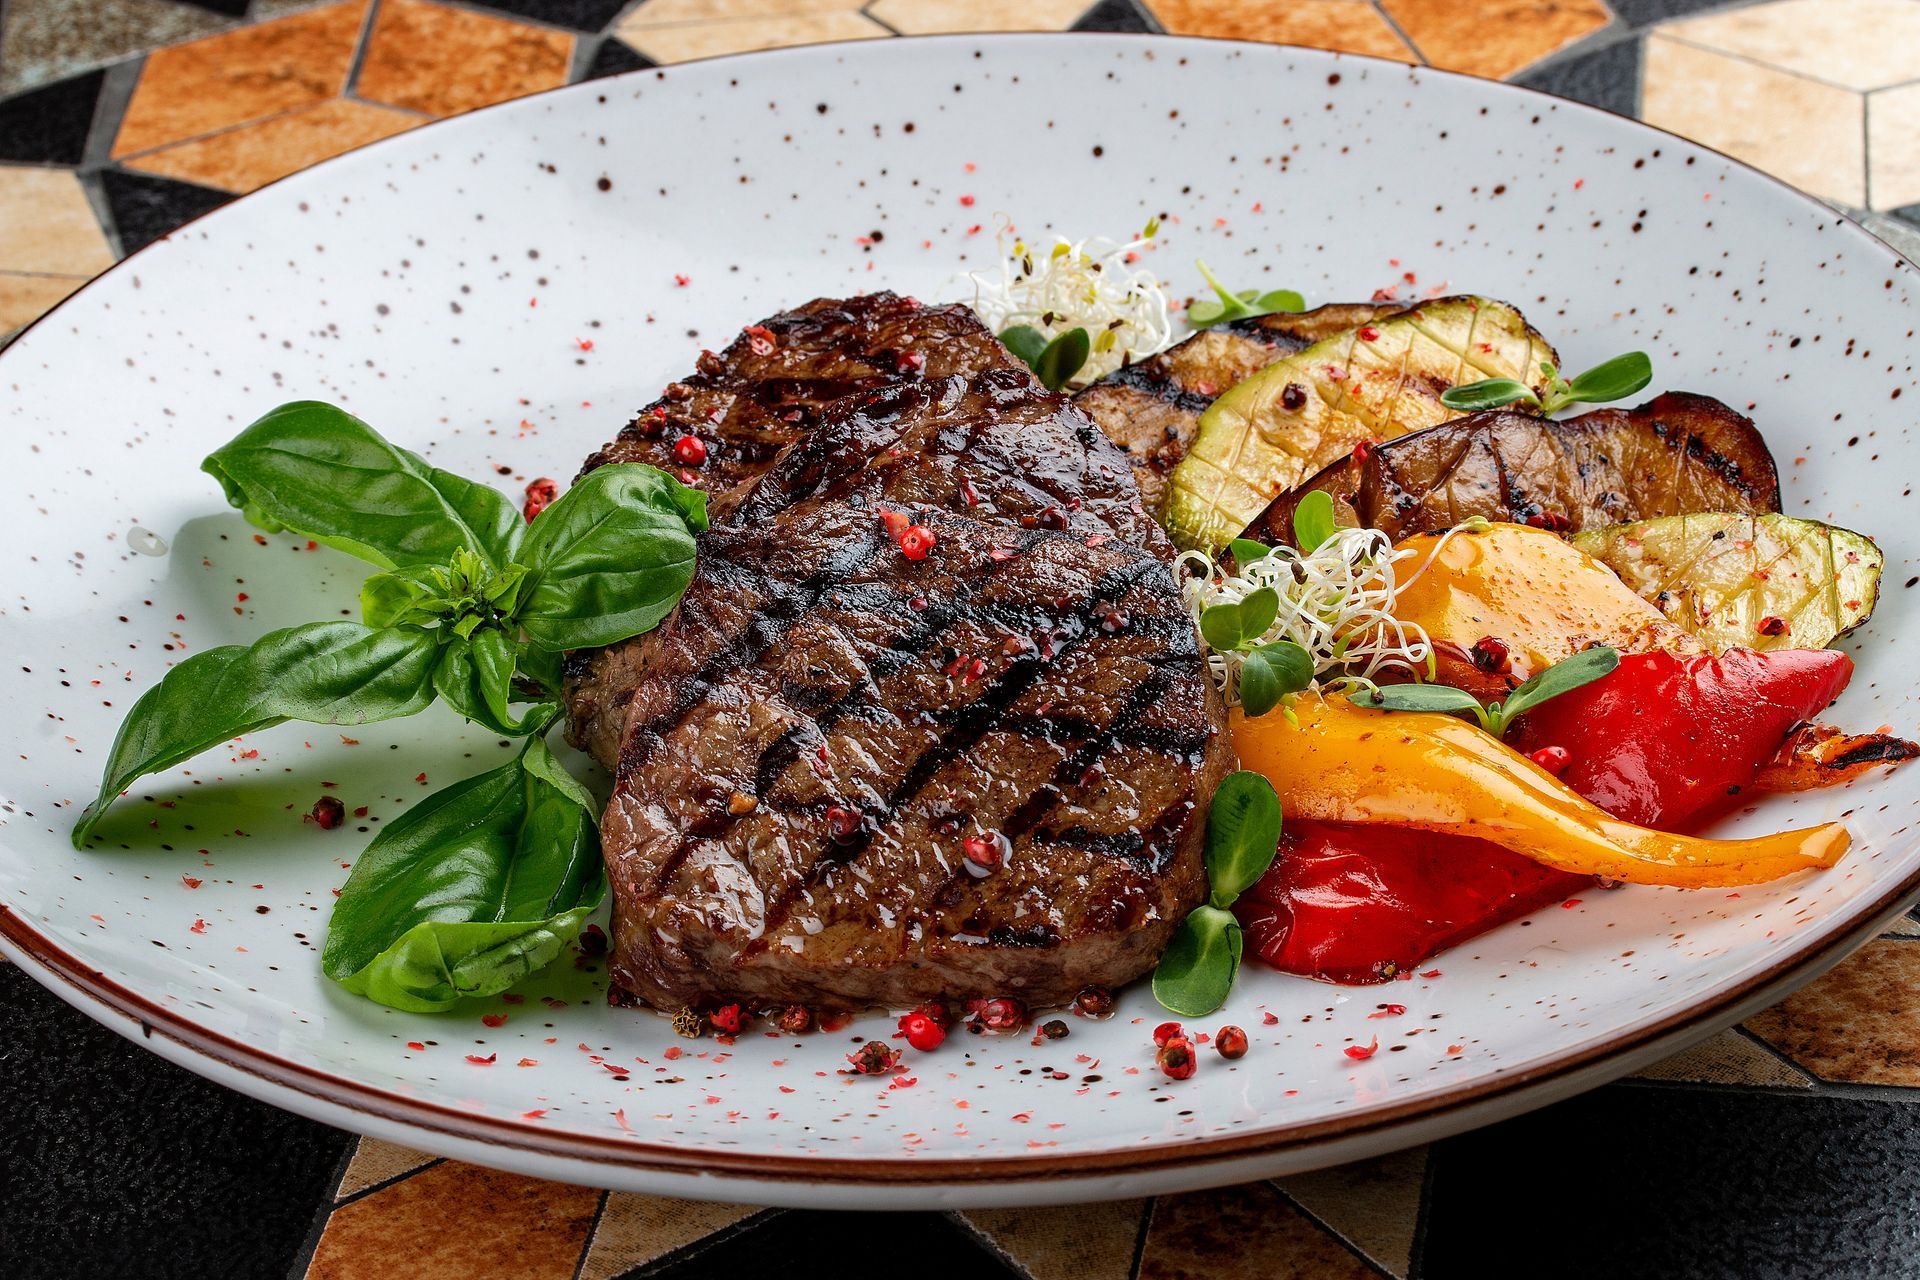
left=1571, top=512, right=1882, bottom=652
left=1163, top=297, right=1557, bottom=551
left=1257, top=391, right=1781, bottom=547
left=1754, top=722, right=1920, bottom=792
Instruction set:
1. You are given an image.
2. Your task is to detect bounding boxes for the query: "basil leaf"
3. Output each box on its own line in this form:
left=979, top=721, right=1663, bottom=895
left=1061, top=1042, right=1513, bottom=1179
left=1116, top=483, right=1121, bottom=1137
left=322, top=735, right=602, bottom=1012
left=1228, top=537, right=1273, bottom=566
left=1498, top=644, right=1620, bottom=726
left=1564, top=351, right=1653, bottom=405
left=1362, top=683, right=1486, bottom=716
left=434, top=629, right=552, bottom=736
left=1204, top=770, right=1283, bottom=906
left=1253, top=289, right=1306, bottom=314
left=1034, top=327, right=1091, bottom=392
left=73, top=622, right=441, bottom=846
left=1152, top=905, right=1242, bottom=1017
left=513, top=640, right=566, bottom=699
left=1438, top=378, right=1536, bottom=412
left=999, top=325, right=1048, bottom=368
left=1237, top=587, right=1279, bottom=642
left=1199, top=601, right=1244, bottom=653
left=203, top=401, right=523, bottom=571
left=360, top=565, right=444, bottom=630
left=1292, top=489, right=1338, bottom=552
left=516, top=464, right=707, bottom=651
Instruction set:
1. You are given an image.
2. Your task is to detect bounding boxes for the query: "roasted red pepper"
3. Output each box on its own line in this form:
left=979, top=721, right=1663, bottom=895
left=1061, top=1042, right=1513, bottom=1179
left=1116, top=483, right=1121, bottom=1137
left=1508, top=647, right=1854, bottom=829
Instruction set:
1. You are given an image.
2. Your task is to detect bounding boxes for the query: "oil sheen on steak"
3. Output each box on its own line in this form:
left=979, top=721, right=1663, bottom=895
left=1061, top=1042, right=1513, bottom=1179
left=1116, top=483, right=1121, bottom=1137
left=568, top=295, right=1229, bottom=1010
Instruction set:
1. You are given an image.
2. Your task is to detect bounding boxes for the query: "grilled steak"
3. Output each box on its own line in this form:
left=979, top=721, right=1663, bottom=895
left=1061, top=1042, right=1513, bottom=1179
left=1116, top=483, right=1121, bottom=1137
left=1073, top=302, right=1402, bottom=513
left=598, top=501, right=1225, bottom=1010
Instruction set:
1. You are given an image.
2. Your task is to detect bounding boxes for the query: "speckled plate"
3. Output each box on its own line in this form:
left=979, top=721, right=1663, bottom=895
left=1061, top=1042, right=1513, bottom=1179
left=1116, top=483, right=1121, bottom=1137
left=4, top=34, right=1919, bottom=1209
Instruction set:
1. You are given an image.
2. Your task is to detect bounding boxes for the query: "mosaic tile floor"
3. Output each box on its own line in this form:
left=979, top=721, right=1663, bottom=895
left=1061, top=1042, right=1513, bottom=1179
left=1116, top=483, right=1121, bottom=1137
left=4, top=2, right=1920, bottom=1277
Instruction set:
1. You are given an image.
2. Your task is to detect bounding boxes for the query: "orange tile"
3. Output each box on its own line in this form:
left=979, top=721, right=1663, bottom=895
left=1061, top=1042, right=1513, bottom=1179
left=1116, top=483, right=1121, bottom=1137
left=0, top=271, right=88, bottom=332
left=305, top=1160, right=600, bottom=1280
left=123, top=99, right=421, bottom=193
left=356, top=0, right=572, bottom=118
left=1138, top=1183, right=1379, bottom=1280
left=1380, top=0, right=1612, bottom=79
left=111, top=0, right=368, bottom=158
left=957, top=1199, right=1148, bottom=1280
left=1746, top=939, right=1920, bottom=1085
left=1147, top=0, right=1416, bottom=61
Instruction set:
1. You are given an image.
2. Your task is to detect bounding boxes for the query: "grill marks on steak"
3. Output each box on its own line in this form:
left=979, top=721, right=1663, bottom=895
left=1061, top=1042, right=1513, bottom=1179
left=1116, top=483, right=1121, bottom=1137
left=600, top=503, right=1221, bottom=1010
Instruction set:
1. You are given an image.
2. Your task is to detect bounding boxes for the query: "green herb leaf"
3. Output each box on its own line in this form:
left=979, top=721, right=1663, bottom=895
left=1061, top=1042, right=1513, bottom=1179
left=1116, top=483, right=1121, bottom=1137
left=322, top=735, right=602, bottom=1012
left=1187, top=260, right=1305, bottom=327
left=359, top=565, right=444, bottom=631
left=1562, top=351, right=1653, bottom=405
left=1237, top=587, right=1279, bottom=642
left=433, top=628, right=553, bottom=736
left=1151, top=904, right=1242, bottom=1017
left=72, top=622, right=441, bottom=846
left=1033, top=327, right=1091, bottom=392
left=1438, top=378, right=1538, bottom=412
left=1292, top=488, right=1338, bottom=552
left=1362, top=682, right=1487, bottom=717
left=1495, top=644, right=1620, bottom=728
left=1199, top=601, right=1244, bottom=653
left=203, top=401, right=524, bottom=572
left=1236, top=642, right=1314, bottom=718
left=1228, top=537, right=1273, bottom=567
left=1251, top=639, right=1314, bottom=690
left=1203, top=770, right=1283, bottom=906
left=999, top=325, right=1048, bottom=367
left=515, top=464, right=708, bottom=652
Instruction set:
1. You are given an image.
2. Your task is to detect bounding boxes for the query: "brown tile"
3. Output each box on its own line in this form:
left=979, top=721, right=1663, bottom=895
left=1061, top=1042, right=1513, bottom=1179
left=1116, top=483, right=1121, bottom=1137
left=1138, top=1182, right=1379, bottom=1280
left=1632, top=1028, right=1813, bottom=1088
left=332, top=1137, right=438, bottom=1200
left=0, top=0, right=236, bottom=96
left=356, top=0, right=572, bottom=119
left=958, top=1198, right=1148, bottom=1280
left=1380, top=0, right=1611, bottom=79
left=617, top=11, right=889, bottom=63
left=1275, top=1146, right=1427, bottom=1279
left=0, top=271, right=88, bottom=333
left=124, top=99, right=421, bottom=193
left=1147, top=0, right=1416, bottom=61
left=1659, top=0, right=1920, bottom=92
left=867, top=0, right=1096, bottom=34
left=306, top=1160, right=600, bottom=1280
left=0, top=166, right=115, bottom=276
left=1869, top=81, right=1920, bottom=210
left=575, top=1194, right=758, bottom=1280
left=111, top=0, right=368, bottom=158
left=1642, top=34, right=1864, bottom=206
left=1746, top=938, right=1920, bottom=1084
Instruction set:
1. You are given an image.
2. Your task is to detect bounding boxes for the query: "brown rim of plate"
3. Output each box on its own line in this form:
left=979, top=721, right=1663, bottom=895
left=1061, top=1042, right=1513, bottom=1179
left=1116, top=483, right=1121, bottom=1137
left=2, top=33, right=1916, bottom=1187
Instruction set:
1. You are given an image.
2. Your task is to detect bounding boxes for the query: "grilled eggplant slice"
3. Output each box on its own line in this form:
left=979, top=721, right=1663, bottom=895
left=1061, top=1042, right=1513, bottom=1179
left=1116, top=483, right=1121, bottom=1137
left=1162, top=296, right=1557, bottom=551
left=1256, top=391, right=1782, bottom=547
left=1074, top=302, right=1403, bottom=514
left=1572, top=512, right=1882, bottom=652
left=1754, top=722, right=1919, bottom=792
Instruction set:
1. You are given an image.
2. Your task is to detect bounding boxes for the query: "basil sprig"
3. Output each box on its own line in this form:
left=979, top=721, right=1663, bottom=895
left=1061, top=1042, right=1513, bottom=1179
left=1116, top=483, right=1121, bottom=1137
left=1154, top=772, right=1282, bottom=1016
left=1186, top=259, right=1305, bottom=328
left=1440, top=352, right=1652, bottom=416
left=1001, top=324, right=1091, bottom=392
left=1362, top=644, right=1620, bottom=738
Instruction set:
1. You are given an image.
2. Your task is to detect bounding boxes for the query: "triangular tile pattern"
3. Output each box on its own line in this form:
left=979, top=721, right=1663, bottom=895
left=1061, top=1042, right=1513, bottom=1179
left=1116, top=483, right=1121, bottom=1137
left=1139, top=1182, right=1385, bottom=1279
left=1630, top=1028, right=1814, bottom=1088
left=575, top=1193, right=763, bottom=1279
left=1275, top=1145, right=1428, bottom=1279
left=957, top=1198, right=1149, bottom=1280
left=0, top=0, right=235, bottom=95
left=1745, top=938, right=1920, bottom=1085
left=355, top=0, right=573, bottom=118
left=333, top=1137, right=440, bottom=1200
left=0, top=67, right=104, bottom=164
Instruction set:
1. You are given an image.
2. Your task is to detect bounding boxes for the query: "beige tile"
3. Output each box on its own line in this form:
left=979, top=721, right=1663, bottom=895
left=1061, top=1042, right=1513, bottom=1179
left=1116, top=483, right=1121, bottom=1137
left=1869, top=81, right=1920, bottom=210
left=0, top=271, right=88, bottom=333
left=620, top=11, right=889, bottom=63
left=333, top=1136, right=438, bottom=1200
left=1632, top=1027, right=1813, bottom=1088
left=576, top=1194, right=759, bottom=1280
left=1275, top=1146, right=1427, bottom=1279
left=619, top=0, right=865, bottom=25
left=1147, top=0, right=1416, bottom=61
left=1746, top=938, right=1920, bottom=1084
left=1643, top=35, right=1865, bottom=206
left=124, top=100, right=421, bottom=193
left=1381, top=0, right=1612, bottom=79
left=0, top=0, right=236, bottom=95
left=356, top=0, right=572, bottom=118
left=867, top=0, right=1094, bottom=34
left=1139, top=1183, right=1379, bottom=1280
left=1660, top=0, right=1920, bottom=91
left=1882, top=912, right=1920, bottom=938
left=959, top=1198, right=1148, bottom=1280
left=0, top=167, right=115, bottom=276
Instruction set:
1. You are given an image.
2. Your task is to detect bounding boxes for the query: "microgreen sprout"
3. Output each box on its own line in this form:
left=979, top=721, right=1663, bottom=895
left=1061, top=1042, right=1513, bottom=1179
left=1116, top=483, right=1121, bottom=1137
left=1361, top=645, right=1621, bottom=738
left=1440, top=351, right=1652, bottom=416
left=1186, top=258, right=1306, bottom=328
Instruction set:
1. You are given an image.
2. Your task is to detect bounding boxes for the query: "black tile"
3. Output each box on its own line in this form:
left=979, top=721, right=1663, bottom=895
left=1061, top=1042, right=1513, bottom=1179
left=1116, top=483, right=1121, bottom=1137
left=0, top=69, right=104, bottom=165
left=459, top=0, right=631, bottom=31
left=1420, top=1085, right=1920, bottom=1279
left=640, top=1208, right=1021, bottom=1280
left=584, top=36, right=655, bottom=82
left=170, top=0, right=250, bottom=13
left=1513, top=36, right=1641, bottom=118
left=0, top=964, right=353, bottom=1280
left=99, top=168, right=231, bottom=254
left=1889, top=206, right=1920, bottom=234
left=1072, top=0, right=1160, bottom=33
left=1607, top=0, right=1746, bottom=24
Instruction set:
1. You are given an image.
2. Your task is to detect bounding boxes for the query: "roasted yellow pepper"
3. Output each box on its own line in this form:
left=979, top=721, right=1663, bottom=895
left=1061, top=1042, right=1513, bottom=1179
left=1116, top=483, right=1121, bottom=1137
left=1233, top=694, right=1848, bottom=887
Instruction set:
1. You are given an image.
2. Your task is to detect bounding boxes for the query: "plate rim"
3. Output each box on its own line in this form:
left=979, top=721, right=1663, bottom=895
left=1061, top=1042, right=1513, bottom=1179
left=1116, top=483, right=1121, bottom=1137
left=4, top=29, right=1918, bottom=1190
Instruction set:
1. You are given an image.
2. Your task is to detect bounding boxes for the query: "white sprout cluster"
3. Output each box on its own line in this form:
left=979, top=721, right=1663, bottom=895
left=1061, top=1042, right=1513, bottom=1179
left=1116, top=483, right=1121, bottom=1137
left=958, top=218, right=1175, bottom=386
left=1174, top=527, right=1452, bottom=711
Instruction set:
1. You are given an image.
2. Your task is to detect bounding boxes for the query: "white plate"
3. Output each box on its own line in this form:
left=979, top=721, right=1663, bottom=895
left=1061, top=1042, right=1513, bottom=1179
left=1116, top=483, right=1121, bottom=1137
left=3, top=34, right=1918, bottom=1209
